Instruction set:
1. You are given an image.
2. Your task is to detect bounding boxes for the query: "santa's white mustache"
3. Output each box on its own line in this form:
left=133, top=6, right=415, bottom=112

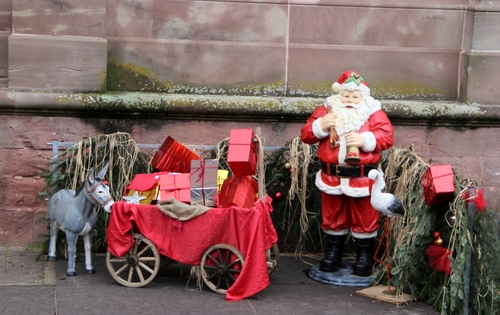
left=339, top=102, right=362, bottom=109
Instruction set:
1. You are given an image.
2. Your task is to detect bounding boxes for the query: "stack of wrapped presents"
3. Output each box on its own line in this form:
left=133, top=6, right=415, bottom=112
left=123, top=129, right=260, bottom=209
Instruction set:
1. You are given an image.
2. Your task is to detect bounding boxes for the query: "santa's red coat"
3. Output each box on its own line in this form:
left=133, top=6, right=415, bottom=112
left=301, top=103, right=394, bottom=235
left=301, top=103, right=394, bottom=198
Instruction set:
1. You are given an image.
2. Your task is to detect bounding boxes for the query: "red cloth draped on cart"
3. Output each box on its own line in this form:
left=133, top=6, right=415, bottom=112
left=107, top=196, right=277, bottom=301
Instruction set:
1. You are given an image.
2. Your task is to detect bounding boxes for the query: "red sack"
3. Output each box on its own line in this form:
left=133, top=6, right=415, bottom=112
left=219, top=175, right=258, bottom=208
left=426, top=245, right=452, bottom=275
left=227, top=129, right=257, bottom=176
left=151, top=136, right=201, bottom=173
left=421, top=165, right=455, bottom=207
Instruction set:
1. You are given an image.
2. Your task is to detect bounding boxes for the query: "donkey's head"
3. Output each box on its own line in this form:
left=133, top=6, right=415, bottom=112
left=85, top=162, right=114, bottom=212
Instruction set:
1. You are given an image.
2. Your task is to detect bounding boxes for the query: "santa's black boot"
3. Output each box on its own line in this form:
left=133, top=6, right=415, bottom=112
left=352, top=237, right=375, bottom=277
left=319, top=234, right=347, bottom=272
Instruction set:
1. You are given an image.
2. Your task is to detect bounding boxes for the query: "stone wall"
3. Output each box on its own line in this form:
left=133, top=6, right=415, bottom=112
left=2, top=0, right=499, bottom=102
left=0, top=0, right=499, bottom=245
left=0, top=93, right=498, bottom=246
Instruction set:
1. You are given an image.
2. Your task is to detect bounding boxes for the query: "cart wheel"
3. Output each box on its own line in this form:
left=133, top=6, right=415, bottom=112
left=200, top=244, right=245, bottom=295
left=106, top=233, right=160, bottom=288
left=267, top=243, right=280, bottom=274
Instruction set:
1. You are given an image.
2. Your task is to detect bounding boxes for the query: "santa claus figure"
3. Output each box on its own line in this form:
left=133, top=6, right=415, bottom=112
left=301, top=71, right=394, bottom=276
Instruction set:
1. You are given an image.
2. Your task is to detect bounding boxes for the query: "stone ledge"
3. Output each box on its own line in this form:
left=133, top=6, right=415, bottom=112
left=0, top=90, right=499, bottom=127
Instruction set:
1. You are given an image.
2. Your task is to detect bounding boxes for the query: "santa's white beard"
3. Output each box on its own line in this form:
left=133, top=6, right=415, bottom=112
left=326, top=95, right=370, bottom=136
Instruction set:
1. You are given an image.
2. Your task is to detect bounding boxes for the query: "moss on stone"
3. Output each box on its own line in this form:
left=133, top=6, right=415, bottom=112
left=106, top=61, right=286, bottom=96
left=107, top=62, right=159, bottom=92
left=371, top=79, right=446, bottom=100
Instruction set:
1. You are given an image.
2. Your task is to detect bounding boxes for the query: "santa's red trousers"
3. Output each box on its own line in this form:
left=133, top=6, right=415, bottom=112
left=320, top=192, right=380, bottom=235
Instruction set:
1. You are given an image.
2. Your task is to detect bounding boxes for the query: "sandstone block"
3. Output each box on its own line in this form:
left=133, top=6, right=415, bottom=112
left=12, top=0, right=105, bottom=37
left=8, top=34, right=107, bottom=92
left=0, top=31, right=8, bottom=88
left=0, top=209, right=36, bottom=245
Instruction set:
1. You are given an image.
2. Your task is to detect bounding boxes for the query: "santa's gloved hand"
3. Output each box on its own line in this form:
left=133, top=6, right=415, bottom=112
left=320, top=113, right=337, bottom=132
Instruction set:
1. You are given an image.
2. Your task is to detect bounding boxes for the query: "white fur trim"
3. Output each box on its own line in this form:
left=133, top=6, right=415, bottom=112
left=315, top=171, right=370, bottom=197
left=313, top=118, right=330, bottom=139
left=338, top=136, right=347, bottom=164
left=365, top=97, right=381, bottom=115
left=324, top=229, right=349, bottom=236
left=352, top=231, right=378, bottom=239
left=361, top=132, right=376, bottom=152
left=332, top=82, right=341, bottom=93
left=337, top=81, right=370, bottom=95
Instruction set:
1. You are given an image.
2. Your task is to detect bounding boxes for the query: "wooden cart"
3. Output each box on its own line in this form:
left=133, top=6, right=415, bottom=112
left=105, top=130, right=279, bottom=298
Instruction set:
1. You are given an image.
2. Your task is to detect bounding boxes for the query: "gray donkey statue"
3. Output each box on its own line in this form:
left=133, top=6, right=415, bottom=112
left=46, top=163, right=115, bottom=276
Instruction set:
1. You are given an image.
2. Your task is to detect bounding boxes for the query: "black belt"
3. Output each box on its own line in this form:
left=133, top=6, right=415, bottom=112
left=320, top=162, right=378, bottom=178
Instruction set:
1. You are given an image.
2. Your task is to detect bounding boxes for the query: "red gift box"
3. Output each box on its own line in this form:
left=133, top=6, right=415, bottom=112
left=159, top=173, right=191, bottom=203
left=227, top=128, right=257, bottom=176
left=124, top=172, right=169, bottom=204
left=421, top=165, right=455, bottom=207
left=218, top=175, right=258, bottom=208
left=151, top=136, right=201, bottom=173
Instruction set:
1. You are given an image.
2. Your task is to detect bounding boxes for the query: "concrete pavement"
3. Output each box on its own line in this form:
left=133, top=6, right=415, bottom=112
left=1, top=246, right=438, bottom=315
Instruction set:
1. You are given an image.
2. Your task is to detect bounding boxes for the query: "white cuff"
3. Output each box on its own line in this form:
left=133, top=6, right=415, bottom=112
left=352, top=231, right=378, bottom=239
left=313, top=118, right=330, bottom=139
left=361, top=132, right=376, bottom=152
left=324, top=229, right=349, bottom=236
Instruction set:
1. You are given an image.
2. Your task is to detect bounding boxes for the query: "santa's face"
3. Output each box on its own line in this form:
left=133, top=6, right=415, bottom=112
left=326, top=91, right=370, bottom=135
left=340, top=90, right=363, bottom=108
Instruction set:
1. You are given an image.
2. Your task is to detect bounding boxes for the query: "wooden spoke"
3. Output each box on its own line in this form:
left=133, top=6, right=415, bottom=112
left=200, top=244, right=245, bottom=295
left=267, top=243, right=280, bottom=274
left=106, top=234, right=160, bottom=288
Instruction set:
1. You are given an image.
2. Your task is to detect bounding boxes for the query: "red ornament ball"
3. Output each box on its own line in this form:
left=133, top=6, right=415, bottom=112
left=274, top=191, right=284, bottom=201
left=433, top=231, right=441, bottom=239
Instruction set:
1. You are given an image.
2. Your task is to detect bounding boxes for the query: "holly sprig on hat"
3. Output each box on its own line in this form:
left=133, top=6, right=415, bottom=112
left=344, top=72, right=364, bottom=86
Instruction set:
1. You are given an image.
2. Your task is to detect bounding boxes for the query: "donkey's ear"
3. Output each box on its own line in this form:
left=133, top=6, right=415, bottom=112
left=87, top=167, right=95, bottom=184
left=96, top=162, right=109, bottom=181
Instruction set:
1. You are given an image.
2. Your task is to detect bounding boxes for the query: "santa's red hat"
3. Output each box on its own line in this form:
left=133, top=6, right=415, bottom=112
left=332, top=70, right=370, bottom=95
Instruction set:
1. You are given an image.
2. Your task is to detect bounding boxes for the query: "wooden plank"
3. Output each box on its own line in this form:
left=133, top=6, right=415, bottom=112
left=255, top=127, right=266, bottom=200
left=355, top=285, right=413, bottom=306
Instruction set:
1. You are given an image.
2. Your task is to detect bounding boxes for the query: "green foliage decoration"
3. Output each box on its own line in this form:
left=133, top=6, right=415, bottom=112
left=368, top=146, right=500, bottom=315
left=264, top=139, right=323, bottom=254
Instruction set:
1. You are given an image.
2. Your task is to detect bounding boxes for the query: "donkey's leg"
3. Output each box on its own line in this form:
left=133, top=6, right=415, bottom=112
left=65, top=232, right=78, bottom=276
left=83, top=231, right=96, bottom=274
left=46, top=220, right=58, bottom=261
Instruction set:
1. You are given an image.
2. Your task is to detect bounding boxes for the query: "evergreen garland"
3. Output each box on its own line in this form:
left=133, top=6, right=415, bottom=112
left=371, top=146, right=500, bottom=314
